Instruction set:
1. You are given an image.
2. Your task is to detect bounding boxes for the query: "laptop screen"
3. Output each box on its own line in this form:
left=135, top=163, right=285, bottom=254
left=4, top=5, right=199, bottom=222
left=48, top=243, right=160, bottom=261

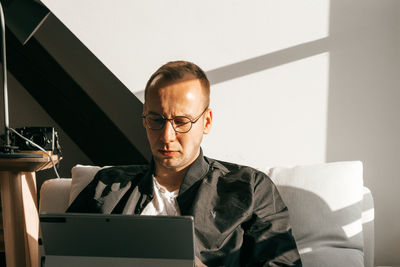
left=40, top=213, right=195, bottom=267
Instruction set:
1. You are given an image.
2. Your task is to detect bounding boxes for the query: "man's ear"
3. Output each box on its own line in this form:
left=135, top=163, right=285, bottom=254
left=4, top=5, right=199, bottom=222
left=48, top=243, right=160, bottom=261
left=142, top=105, right=147, bottom=128
left=142, top=117, right=146, bottom=129
left=203, top=108, right=213, bottom=134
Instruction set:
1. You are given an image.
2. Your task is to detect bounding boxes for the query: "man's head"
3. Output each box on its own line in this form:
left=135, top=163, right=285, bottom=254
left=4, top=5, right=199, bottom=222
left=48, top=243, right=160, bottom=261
left=144, top=61, right=210, bottom=107
left=143, top=61, right=212, bottom=174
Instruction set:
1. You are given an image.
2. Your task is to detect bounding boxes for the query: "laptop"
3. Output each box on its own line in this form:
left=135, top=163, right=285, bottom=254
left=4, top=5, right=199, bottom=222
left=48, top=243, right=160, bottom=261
left=39, top=213, right=195, bottom=267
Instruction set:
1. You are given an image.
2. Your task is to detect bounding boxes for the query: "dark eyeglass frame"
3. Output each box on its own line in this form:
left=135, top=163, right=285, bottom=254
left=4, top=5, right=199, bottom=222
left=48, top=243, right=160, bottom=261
left=141, top=107, right=209, bottom=133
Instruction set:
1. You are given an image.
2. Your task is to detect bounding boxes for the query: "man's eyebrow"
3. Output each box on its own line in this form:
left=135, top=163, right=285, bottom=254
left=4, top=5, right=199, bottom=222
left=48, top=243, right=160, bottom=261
left=146, top=111, right=193, bottom=118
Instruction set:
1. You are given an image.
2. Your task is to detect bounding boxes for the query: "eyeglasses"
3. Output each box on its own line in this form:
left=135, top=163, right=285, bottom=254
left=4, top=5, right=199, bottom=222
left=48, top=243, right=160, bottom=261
left=142, top=107, right=208, bottom=133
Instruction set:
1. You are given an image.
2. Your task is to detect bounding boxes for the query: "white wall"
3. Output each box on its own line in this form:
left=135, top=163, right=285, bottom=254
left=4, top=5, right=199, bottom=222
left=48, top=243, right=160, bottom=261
left=38, top=0, right=400, bottom=264
left=326, top=1, right=400, bottom=264
left=41, top=0, right=331, bottom=166
left=205, top=54, right=329, bottom=168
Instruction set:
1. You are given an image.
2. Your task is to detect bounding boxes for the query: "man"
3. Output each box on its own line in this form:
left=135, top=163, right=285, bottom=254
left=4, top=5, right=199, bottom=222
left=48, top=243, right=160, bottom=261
left=68, top=61, right=302, bottom=266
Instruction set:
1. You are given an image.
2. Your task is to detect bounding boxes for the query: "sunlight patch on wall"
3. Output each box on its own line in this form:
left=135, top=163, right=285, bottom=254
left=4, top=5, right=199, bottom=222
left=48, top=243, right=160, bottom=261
left=202, top=52, right=330, bottom=168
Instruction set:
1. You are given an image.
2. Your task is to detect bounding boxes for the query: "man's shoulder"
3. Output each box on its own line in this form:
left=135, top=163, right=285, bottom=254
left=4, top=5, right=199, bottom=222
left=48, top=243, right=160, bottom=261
left=100, top=164, right=150, bottom=172
left=204, top=156, right=271, bottom=183
left=94, top=164, right=150, bottom=181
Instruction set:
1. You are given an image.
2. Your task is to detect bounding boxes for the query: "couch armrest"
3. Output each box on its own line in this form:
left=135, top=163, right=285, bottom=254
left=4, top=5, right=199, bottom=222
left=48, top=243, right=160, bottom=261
left=39, top=178, right=72, bottom=213
left=362, top=186, right=375, bottom=267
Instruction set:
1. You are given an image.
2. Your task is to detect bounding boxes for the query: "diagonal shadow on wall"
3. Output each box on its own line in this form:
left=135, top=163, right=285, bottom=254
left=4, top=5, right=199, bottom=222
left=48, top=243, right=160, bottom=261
left=134, top=37, right=329, bottom=99
left=206, top=37, right=329, bottom=86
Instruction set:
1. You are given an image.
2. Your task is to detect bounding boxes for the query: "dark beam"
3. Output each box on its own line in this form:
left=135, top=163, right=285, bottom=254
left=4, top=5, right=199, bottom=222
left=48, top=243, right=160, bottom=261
left=5, top=28, right=147, bottom=166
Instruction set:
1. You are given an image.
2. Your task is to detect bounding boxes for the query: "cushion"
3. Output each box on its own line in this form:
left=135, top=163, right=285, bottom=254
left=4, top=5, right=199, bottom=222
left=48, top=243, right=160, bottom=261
left=39, top=178, right=72, bottom=213
left=69, top=164, right=109, bottom=205
left=361, top=187, right=374, bottom=267
left=267, top=161, right=364, bottom=267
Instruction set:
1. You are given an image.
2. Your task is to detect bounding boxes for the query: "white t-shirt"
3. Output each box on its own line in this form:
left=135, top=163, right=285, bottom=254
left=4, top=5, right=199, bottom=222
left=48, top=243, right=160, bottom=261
left=140, top=176, right=181, bottom=216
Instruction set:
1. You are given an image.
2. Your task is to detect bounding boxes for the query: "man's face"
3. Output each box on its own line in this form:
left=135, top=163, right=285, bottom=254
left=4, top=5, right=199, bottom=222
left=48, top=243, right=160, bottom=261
left=143, top=75, right=212, bottom=173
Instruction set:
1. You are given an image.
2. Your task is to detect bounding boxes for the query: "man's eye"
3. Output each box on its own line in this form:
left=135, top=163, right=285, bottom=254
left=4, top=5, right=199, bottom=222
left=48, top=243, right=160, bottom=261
left=148, top=117, right=165, bottom=124
left=153, top=118, right=164, bottom=122
left=174, top=117, right=190, bottom=126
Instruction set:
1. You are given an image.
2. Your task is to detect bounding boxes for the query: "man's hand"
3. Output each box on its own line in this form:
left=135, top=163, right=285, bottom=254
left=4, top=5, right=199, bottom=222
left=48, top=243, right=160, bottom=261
left=195, top=256, right=208, bottom=267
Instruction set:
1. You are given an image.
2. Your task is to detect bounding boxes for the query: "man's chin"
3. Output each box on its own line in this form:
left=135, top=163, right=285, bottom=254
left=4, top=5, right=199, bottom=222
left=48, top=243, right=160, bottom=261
left=154, top=156, right=181, bottom=169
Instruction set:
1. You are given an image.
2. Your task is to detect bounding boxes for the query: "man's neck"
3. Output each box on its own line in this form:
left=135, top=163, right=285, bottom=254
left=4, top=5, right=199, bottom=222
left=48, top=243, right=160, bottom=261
left=154, top=166, right=188, bottom=192
left=153, top=150, right=201, bottom=192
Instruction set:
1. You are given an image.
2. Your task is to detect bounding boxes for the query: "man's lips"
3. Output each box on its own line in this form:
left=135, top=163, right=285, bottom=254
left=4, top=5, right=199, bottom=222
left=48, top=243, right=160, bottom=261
left=158, top=149, right=178, bottom=156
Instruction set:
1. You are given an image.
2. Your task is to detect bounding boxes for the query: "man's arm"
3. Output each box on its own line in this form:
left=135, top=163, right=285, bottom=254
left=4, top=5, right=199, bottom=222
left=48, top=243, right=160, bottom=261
left=241, top=172, right=302, bottom=266
left=67, top=166, right=144, bottom=213
left=66, top=171, right=103, bottom=213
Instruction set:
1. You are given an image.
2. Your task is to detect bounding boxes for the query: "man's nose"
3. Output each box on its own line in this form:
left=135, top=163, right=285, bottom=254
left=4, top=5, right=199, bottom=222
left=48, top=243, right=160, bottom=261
left=160, top=120, right=176, bottom=142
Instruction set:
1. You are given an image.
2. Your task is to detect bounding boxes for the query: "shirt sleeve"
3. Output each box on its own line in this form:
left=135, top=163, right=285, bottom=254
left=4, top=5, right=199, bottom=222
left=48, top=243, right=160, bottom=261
left=240, top=172, right=302, bottom=266
left=66, top=171, right=103, bottom=213
left=67, top=165, right=144, bottom=213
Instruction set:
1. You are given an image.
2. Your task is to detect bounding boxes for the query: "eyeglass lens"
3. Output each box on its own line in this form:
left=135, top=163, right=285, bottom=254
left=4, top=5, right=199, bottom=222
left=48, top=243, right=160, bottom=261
left=145, top=115, right=192, bottom=133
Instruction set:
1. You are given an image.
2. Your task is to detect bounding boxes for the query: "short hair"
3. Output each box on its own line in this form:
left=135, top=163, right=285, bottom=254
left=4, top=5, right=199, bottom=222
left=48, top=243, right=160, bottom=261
left=144, top=60, right=210, bottom=106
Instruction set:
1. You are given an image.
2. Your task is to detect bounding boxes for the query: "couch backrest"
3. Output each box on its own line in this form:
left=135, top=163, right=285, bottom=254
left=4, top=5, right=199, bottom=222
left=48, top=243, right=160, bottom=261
left=39, top=178, right=71, bottom=213
left=267, top=161, right=372, bottom=267
left=39, top=161, right=374, bottom=267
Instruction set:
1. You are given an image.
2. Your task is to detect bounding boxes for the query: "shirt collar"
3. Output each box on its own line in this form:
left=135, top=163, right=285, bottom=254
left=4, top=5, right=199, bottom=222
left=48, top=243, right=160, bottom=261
left=179, top=148, right=210, bottom=195
left=138, top=159, right=155, bottom=197
left=140, top=148, right=210, bottom=196
left=152, top=175, right=179, bottom=196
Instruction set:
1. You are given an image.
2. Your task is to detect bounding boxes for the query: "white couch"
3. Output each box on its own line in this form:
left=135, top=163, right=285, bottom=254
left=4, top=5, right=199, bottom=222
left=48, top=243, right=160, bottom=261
left=39, top=161, right=374, bottom=267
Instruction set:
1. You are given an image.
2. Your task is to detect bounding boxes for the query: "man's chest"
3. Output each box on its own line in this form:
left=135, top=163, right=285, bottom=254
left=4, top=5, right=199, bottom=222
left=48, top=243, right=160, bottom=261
left=187, top=180, right=254, bottom=251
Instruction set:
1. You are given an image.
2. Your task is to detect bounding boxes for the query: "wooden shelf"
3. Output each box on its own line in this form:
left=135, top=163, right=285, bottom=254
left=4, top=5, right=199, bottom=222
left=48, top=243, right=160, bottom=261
left=0, top=154, right=60, bottom=267
left=0, top=155, right=60, bottom=172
